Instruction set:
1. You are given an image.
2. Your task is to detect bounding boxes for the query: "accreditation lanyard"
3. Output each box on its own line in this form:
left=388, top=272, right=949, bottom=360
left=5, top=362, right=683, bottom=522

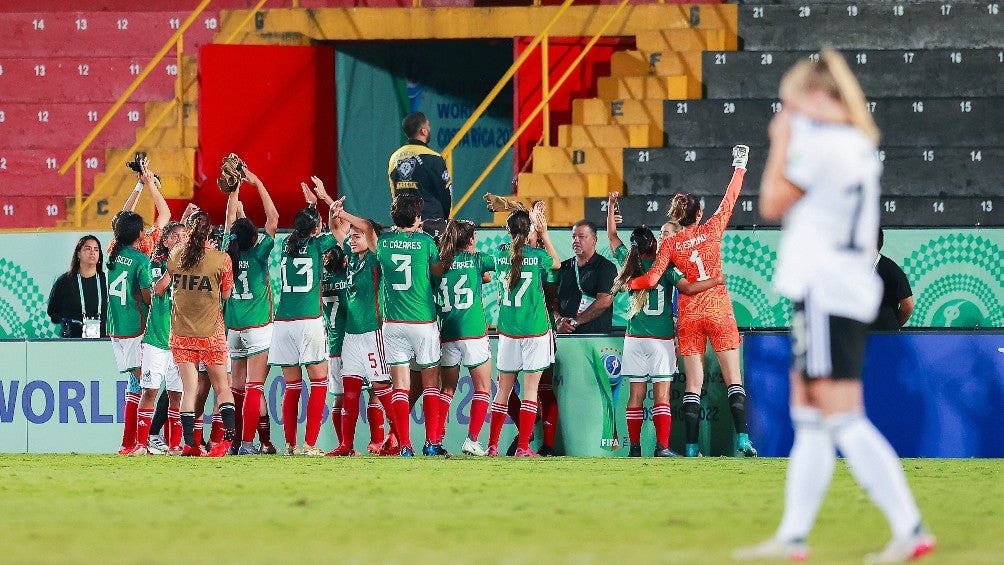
left=77, top=274, right=103, bottom=338
left=573, top=260, right=595, bottom=315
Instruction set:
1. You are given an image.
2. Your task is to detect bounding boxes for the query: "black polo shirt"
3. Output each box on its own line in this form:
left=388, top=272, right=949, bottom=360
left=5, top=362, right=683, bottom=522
left=873, top=254, right=912, bottom=331
left=556, top=253, right=617, bottom=334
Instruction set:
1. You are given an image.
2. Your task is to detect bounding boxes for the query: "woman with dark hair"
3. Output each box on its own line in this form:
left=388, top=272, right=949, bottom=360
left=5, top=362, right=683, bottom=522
left=222, top=166, right=280, bottom=455
left=627, top=145, right=757, bottom=458
left=485, top=207, right=560, bottom=457
left=155, top=210, right=236, bottom=457
left=268, top=177, right=344, bottom=456
left=106, top=211, right=153, bottom=455
left=47, top=235, right=107, bottom=339
left=607, top=192, right=723, bottom=457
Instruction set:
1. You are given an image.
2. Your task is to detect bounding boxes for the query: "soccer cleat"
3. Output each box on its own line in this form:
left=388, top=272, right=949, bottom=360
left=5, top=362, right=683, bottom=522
left=629, top=443, right=642, bottom=457
left=207, top=440, right=232, bottom=457
left=367, top=440, right=383, bottom=455
left=486, top=445, right=499, bottom=457
left=685, top=443, right=703, bottom=457
left=538, top=445, right=556, bottom=457
left=167, top=447, right=183, bottom=456
left=301, top=445, right=325, bottom=457
left=326, top=445, right=355, bottom=457
left=399, top=445, right=415, bottom=457
left=237, top=443, right=260, bottom=456
left=259, top=442, right=277, bottom=455
left=422, top=441, right=437, bottom=456
left=733, top=538, right=809, bottom=562
left=462, top=438, right=487, bottom=456
left=514, top=447, right=540, bottom=457
left=128, top=445, right=149, bottom=456
left=117, top=443, right=137, bottom=456
left=732, top=144, right=750, bottom=170
left=432, top=443, right=451, bottom=457
left=738, top=434, right=759, bottom=457
left=864, top=527, right=936, bottom=564
left=653, top=444, right=678, bottom=457
left=378, top=433, right=399, bottom=456
left=282, top=443, right=299, bottom=456
left=226, top=444, right=239, bottom=456
left=180, top=444, right=202, bottom=457
left=147, top=435, right=168, bottom=455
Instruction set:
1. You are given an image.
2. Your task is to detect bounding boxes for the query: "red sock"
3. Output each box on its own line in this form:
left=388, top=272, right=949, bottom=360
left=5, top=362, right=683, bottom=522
left=626, top=406, right=644, bottom=445
left=340, top=376, right=364, bottom=449
left=231, top=387, right=245, bottom=445
left=282, top=379, right=303, bottom=446
left=136, top=408, right=154, bottom=447
left=368, top=399, right=385, bottom=444
left=122, top=392, right=139, bottom=448
left=392, top=388, right=412, bottom=448
left=468, top=391, right=490, bottom=441
left=194, top=420, right=204, bottom=446
left=518, top=400, right=539, bottom=450
left=436, top=390, right=453, bottom=443
left=167, top=409, right=181, bottom=450
left=257, top=415, right=271, bottom=445
left=653, top=403, right=672, bottom=448
left=539, top=387, right=558, bottom=448
left=331, top=404, right=343, bottom=445
left=304, top=378, right=327, bottom=447
left=210, top=413, right=223, bottom=444
left=488, top=401, right=508, bottom=448
left=422, top=387, right=440, bottom=444
left=242, top=384, right=264, bottom=443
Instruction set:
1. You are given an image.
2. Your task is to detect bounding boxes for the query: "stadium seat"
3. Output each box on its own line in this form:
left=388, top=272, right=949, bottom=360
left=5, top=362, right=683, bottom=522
left=558, top=124, right=662, bottom=148
left=0, top=56, right=181, bottom=103
left=703, top=49, right=1004, bottom=99
left=661, top=98, right=1004, bottom=147
left=738, top=2, right=1001, bottom=51
left=531, top=146, right=623, bottom=177
left=608, top=50, right=703, bottom=99
left=0, top=102, right=147, bottom=149
left=0, top=149, right=103, bottom=196
left=596, top=75, right=688, bottom=100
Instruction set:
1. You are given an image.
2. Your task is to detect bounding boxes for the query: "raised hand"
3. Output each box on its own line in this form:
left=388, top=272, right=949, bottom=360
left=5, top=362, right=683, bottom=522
left=301, top=182, right=318, bottom=207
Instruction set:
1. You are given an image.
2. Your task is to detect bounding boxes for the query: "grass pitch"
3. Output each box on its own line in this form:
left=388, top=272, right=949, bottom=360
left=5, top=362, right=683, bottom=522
left=0, top=455, right=1000, bottom=564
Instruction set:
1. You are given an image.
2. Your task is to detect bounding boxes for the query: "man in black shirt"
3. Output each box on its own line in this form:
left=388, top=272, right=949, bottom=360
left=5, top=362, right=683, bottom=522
left=388, top=112, right=453, bottom=221
left=555, top=220, right=617, bottom=334
left=873, top=228, right=914, bottom=330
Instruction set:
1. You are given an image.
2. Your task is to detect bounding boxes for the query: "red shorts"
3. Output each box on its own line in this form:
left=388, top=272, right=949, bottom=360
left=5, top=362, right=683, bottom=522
left=676, top=313, right=742, bottom=356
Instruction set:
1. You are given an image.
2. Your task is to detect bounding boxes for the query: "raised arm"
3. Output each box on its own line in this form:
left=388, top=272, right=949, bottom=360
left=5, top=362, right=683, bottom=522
left=531, top=206, right=561, bottom=270
left=707, top=165, right=746, bottom=236
left=141, top=161, right=171, bottom=229
left=246, top=168, right=279, bottom=238
left=330, top=198, right=377, bottom=252
left=224, top=185, right=241, bottom=234
left=606, top=192, right=623, bottom=252
left=626, top=241, right=672, bottom=291
left=677, top=273, right=725, bottom=295
left=760, top=110, right=805, bottom=221
left=304, top=176, right=340, bottom=235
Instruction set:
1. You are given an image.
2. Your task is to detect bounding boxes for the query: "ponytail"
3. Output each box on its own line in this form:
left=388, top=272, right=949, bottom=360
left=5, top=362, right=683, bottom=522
left=225, top=217, right=257, bottom=267
left=611, top=227, right=659, bottom=317
left=820, top=47, right=880, bottom=143
left=436, top=220, right=476, bottom=274
left=178, top=211, right=211, bottom=271
left=668, top=193, right=700, bottom=227
left=505, top=210, right=531, bottom=292
left=107, top=212, right=144, bottom=270
left=285, top=207, right=321, bottom=256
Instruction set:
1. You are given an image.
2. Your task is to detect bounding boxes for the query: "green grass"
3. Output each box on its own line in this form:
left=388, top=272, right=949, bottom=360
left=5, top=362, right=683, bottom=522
left=0, top=455, right=1000, bottom=564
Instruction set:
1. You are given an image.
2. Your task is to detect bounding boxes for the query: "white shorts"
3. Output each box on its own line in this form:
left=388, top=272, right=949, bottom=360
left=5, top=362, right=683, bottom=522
left=141, top=345, right=183, bottom=392
left=327, top=355, right=343, bottom=395
left=197, top=356, right=232, bottom=373
left=441, top=336, right=491, bottom=369
left=497, top=332, right=553, bottom=374
left=342, top=331, right=391, bottom=383
left=228, top=324, right=273, bottom=359
left=111, top=335, right=143, bottom=373
left=268, top=318, right=327, bottom=367
left=382, top=321, right=441, bottom=368
left=621, top=336, right=677, bottom=383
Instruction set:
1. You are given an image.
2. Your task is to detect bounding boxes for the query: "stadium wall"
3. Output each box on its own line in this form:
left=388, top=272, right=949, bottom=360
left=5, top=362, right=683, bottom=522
left=2, top=228, right=1000, bottom=340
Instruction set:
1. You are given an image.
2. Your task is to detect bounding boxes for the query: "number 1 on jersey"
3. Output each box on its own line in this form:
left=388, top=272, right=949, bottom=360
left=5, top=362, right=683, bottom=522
left=689, top=250, right=711, bottom=281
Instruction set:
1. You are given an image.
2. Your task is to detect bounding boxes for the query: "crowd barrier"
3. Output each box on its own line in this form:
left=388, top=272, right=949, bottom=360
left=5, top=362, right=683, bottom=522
left=2, top=332, right=1001, bottom=456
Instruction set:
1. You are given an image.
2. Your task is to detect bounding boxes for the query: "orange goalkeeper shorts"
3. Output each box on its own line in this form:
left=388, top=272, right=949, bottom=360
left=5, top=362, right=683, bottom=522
left=676, top=313, right=742, bottom=356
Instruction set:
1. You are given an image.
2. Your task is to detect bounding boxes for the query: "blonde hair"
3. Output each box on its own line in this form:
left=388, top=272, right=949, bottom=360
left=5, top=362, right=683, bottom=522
left=781, top=47, right=880, bottom=143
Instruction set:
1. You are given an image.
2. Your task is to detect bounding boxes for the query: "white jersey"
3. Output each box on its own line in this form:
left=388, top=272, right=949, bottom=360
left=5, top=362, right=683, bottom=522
left=773, top=114, right=882, bottom=323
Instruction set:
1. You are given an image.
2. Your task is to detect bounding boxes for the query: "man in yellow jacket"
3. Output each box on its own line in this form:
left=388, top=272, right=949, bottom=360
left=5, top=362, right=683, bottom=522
left=388, top=112, right=453, bottom=221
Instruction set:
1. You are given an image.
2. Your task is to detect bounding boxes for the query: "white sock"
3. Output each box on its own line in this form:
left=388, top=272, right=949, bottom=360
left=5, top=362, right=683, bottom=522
left=775, top=406, right=835, bottom=542
left=827, top=411, right=922, bottom=539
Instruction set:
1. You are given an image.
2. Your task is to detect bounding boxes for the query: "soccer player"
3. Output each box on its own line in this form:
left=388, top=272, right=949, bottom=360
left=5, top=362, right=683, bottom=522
left=223, top=167, right=279, bottom=455
left=433, top=220, right=495, bottom=456
left=322, top=211, right=394, bottom=457
left=607, top=194, right=724, bottom=457
left=268, top=177, right=343, bottom=456
left=156, top=211, right=236, bottom=457
left=627, top=145, right=758, bottom=458
left=486, top=207, right=561, bottom=457
left=734, top=49, right=934, bottom=563
left=134, top=222, right=186, bottom=455
left=106, top=211, right=153, bottom=455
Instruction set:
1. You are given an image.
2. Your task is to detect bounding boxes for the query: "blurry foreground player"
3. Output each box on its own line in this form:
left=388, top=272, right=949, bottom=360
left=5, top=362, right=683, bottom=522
left=156, top=211, right=236, bottom=457
left=628, top=145, right=757, bottom=458
left=733, top=48, right=934, bottom=563
left=223, top=167, right=280, bottom=455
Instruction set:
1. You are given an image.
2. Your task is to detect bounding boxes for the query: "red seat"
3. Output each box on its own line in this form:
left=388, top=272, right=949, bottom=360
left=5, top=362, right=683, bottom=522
left=0, top=102, right=146, bottom=149
left=0, top=56, right=179, bottom=103
left=0, top=194, right=65, bottom=229
left=0, top=149, right=104, bottom=196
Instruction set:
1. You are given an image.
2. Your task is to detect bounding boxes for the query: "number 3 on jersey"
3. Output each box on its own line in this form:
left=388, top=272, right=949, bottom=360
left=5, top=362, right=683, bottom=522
left=689, top=250, right=710, bottom=281
left=391, top=254, right=412, bottom=291
left=500, top=272, right=533, bottom=307
left=281, top=257, right=313, bottom=293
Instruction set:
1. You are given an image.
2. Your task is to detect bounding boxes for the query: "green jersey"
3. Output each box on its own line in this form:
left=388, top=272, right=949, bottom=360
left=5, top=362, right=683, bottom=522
left=274, top=233, right=336, bottom=321
left=345, top=251, right=381, bottom=334
left=321, top=269, right=348, bottom=355
left=376, top=229, right=438, bottom=323
left=434, top=251, right=494, bottom=341
left=143, top=260, right=172, bottom=350
left=614, top=244, right=681, bottom=338
left=492, top=244, right=553, bottom=337
left=106, top=247, right=153, bottom=338
left=225, top=233, right=275, bottom=330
